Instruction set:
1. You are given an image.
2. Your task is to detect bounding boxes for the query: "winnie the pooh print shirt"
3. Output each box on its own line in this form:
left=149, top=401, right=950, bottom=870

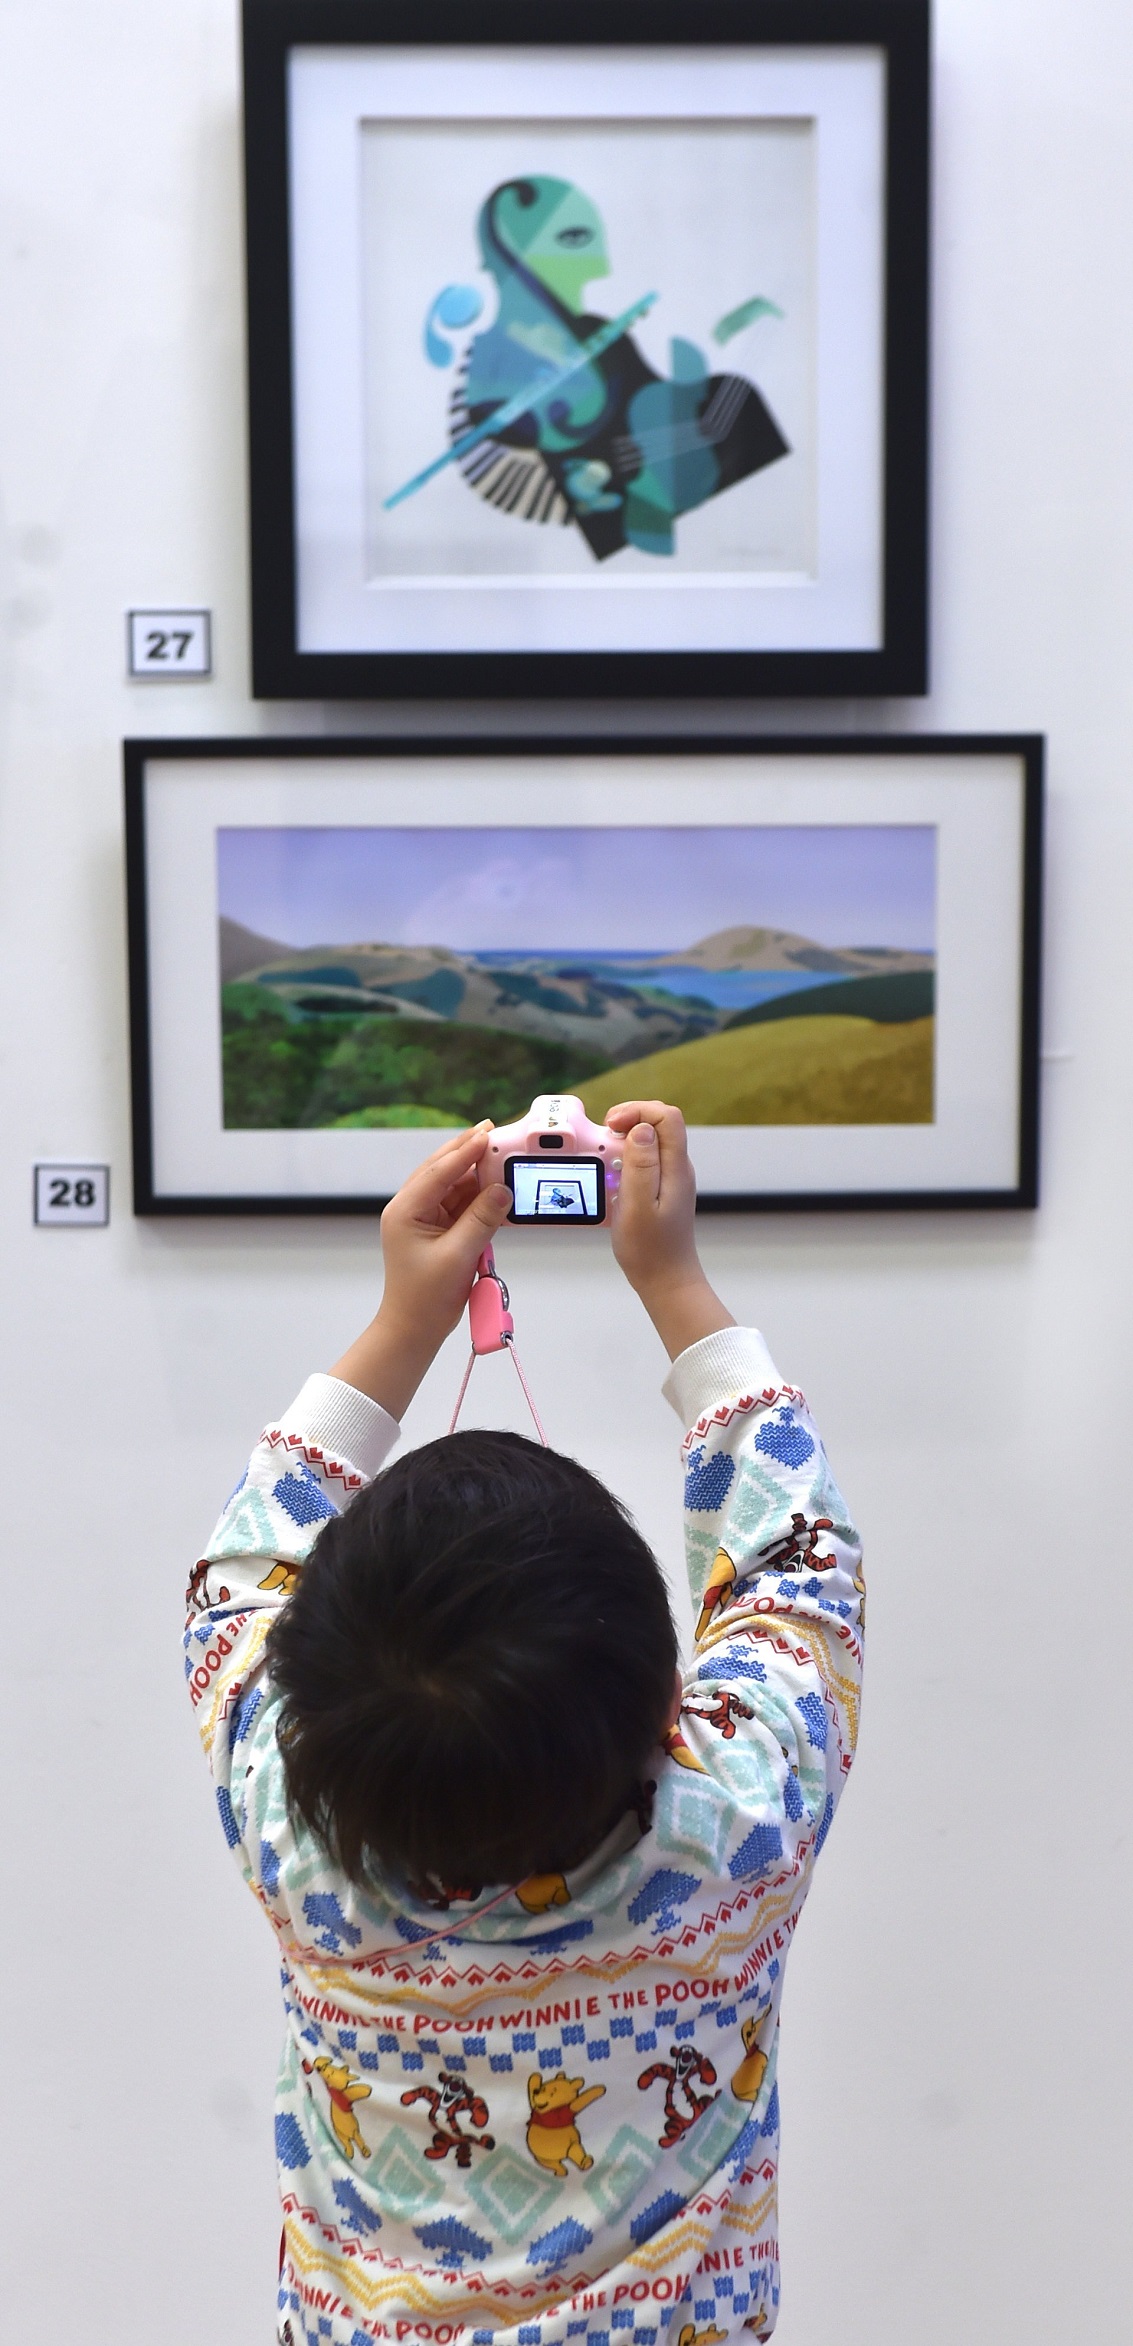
left=187, top=1328, right=863, bottom=2346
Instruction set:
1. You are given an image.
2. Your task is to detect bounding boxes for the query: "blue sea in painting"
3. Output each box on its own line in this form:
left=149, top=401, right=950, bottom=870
left=472, top=953, right=841, bottom=1016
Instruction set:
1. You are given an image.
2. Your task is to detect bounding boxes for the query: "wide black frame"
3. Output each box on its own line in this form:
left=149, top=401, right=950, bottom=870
left=124, top=732, right=1042, bottom=1217
left=243, top=0, right=931, bottom=700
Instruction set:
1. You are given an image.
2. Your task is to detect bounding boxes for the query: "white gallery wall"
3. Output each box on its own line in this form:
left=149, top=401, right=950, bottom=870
left=0, top=2, right=1130, bottom=2340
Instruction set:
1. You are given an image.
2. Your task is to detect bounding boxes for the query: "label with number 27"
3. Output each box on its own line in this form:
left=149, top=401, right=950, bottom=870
left=127, top=609, right=211, bottom=678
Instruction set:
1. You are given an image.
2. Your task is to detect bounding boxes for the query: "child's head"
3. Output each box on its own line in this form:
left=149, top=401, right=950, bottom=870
left=269, top=1430, right=678, bottom=1891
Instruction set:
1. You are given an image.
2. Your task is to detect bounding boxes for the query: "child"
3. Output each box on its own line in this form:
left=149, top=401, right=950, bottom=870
left=187, top=1103, right=863, bottom=2346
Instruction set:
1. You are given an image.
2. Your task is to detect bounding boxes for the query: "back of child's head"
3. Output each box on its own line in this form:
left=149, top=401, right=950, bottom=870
left=269, top=1430, right=678, bottom=1891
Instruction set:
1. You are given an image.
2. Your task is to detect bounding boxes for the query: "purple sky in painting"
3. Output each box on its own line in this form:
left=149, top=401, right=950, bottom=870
left=217, top=824, right=936, bottom=954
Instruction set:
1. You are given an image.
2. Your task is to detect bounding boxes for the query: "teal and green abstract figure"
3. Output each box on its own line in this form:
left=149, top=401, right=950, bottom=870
left=393, top=175, right=789, bottom=560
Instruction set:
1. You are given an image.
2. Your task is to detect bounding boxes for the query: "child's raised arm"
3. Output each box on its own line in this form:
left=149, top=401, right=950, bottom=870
left=606, top=1098, right=735, bottom=1359
left=609, top=1096, right=863, bottom=1920
left=329, top=1121, right=511, bottom=1417
left=184, top=1122, right=511, bottom=1897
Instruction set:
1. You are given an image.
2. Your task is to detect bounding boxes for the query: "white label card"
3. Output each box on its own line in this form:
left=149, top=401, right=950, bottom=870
left=34, top=1164, right=110, bottom=1226
left=127, top=609, right=212, bottom=677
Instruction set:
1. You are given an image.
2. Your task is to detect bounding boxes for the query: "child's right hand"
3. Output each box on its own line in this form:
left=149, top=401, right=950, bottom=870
left=328, top=1125, right=511, bottom=1420
left=606, top=1101, right=735, bottom=1362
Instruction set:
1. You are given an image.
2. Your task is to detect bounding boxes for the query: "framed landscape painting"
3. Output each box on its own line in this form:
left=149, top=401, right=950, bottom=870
left=243, top=0, right=929, bottom=698
left=124, top=736, right=1042, bottom=1215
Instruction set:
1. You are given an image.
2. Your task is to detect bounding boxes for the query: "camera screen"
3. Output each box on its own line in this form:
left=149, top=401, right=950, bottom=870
left=507, top=1156, right=604, bottom=1221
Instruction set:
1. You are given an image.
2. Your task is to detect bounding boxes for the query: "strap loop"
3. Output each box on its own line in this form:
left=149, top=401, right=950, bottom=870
left=448, top=1249, right=548, bottom=1445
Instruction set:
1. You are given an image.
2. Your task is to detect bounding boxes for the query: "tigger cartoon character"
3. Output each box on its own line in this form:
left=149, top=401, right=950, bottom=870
left=730, top=2015, right=770, bottom=2103
left=758, top=1514, right=836, bottom=1574
left=258, top=1560, right=300, bottom=1597
left=526, top=2071, right=606, bottom=2175
left=682, top=1688, right=756, bottom=1740
left=694, top=1546, right=736, bottom=1641
left=677, top=2324, right=728, bottom=2346
left=401, top=2072, right=495, bottom=2166
left=638, top=2043, right=720, bottom=2146
left=516, top=1872, right=570, bottom=1914
left=407, top=1877, right=483, bottom=1910
left=185, top=1558, right=230, bottom=1612
left=304, top=2056, right=372, bottom=2161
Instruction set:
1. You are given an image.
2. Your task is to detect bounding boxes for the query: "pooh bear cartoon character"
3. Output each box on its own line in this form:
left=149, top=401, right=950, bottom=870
left=730, top=2015, right=770, bottom=2104
left=677, top=2325, right=728, bottom=2346
left=259, top=1560, right=300, bottom=1597
left=307, top=2056, right=372, bottom=2161
left=662, top=1720, right=709, bottom=1776
left=694, top=1547, right=736, bottom=1641
left=526, top=2072, right=606, bottom=2175
left=515, top=1872, right=571, bottom=1914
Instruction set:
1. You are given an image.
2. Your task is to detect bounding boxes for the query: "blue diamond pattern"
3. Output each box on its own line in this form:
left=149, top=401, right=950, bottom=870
left=728, top=1821, right=783, bottom=1879
left=272, top=1463, right=335, bottom=1526
left=275, top=2113, right=310, bottom=2169
left=684, top=1447, right=736, bottom=1513
left=753, top=1410, right=815, bottom=1470
left=796, top=1691, right=828, bottom=1749
left=630, top=2190, right=685, bottom=2245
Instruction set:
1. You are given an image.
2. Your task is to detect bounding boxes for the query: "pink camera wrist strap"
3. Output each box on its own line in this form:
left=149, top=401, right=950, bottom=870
left=448, top=1249, right=548, bottom=1446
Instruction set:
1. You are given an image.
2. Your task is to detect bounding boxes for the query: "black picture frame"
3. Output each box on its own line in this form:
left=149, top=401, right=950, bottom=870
left=125, top=733, right=1041, bottom=1217
left=243, top=0, right=930, bottom=700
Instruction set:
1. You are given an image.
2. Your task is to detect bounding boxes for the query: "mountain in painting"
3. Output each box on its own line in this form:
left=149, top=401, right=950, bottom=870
left=652, top=925, right=933, bottom=975
left=221, top=938, right=720, bottom=1060
left=219, top=916, right=290, bottom=983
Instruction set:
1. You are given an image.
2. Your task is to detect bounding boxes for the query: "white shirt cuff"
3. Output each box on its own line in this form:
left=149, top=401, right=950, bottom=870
left=278, top=1373, right=401, bottom=1481
left=662, top=1328, right=783, bottom=1428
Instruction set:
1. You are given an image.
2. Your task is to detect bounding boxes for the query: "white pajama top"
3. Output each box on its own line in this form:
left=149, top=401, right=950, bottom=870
left=186, top=1329, right=863, bottom=2346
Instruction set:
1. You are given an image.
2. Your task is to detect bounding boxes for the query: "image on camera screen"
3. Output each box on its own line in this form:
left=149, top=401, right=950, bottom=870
left=509, top=1158, right=601, bottom=1219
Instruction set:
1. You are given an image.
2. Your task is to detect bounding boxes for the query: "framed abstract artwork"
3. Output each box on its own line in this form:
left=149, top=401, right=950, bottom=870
left=124, top=735, right=1042, bottom=1215
left=242, top=0, right=930, bottom=698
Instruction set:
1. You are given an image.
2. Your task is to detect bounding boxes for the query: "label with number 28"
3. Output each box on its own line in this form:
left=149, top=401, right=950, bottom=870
left=34, top=1164, right=110, bottom=1226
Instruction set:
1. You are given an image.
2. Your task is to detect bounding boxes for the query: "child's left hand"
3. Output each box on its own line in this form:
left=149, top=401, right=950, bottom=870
left=329, top=1126, right=511, bottom=1420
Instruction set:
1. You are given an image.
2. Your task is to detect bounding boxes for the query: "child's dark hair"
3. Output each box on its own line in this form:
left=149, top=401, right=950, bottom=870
left=268, top=1430, right=678, bottom=1892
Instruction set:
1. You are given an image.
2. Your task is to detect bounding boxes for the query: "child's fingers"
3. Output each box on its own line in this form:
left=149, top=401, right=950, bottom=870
left=650, top=1105, right=690, bottom=1191
left=448, top=1179, right=512, bottom=1248
left=434, top=1166, right=482, bottom=1227
left=605, top=1099, right=686, bottom=1142
left=615, top=1117, right=662, bottom=1211
left=606, top=1101, right=688, bottom=1181
left=398, top=1122, right=493, bottom=1209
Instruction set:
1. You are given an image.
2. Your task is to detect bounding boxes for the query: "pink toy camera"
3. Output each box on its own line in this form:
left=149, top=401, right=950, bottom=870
left=479, top=1095, right=623, bottom=1225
